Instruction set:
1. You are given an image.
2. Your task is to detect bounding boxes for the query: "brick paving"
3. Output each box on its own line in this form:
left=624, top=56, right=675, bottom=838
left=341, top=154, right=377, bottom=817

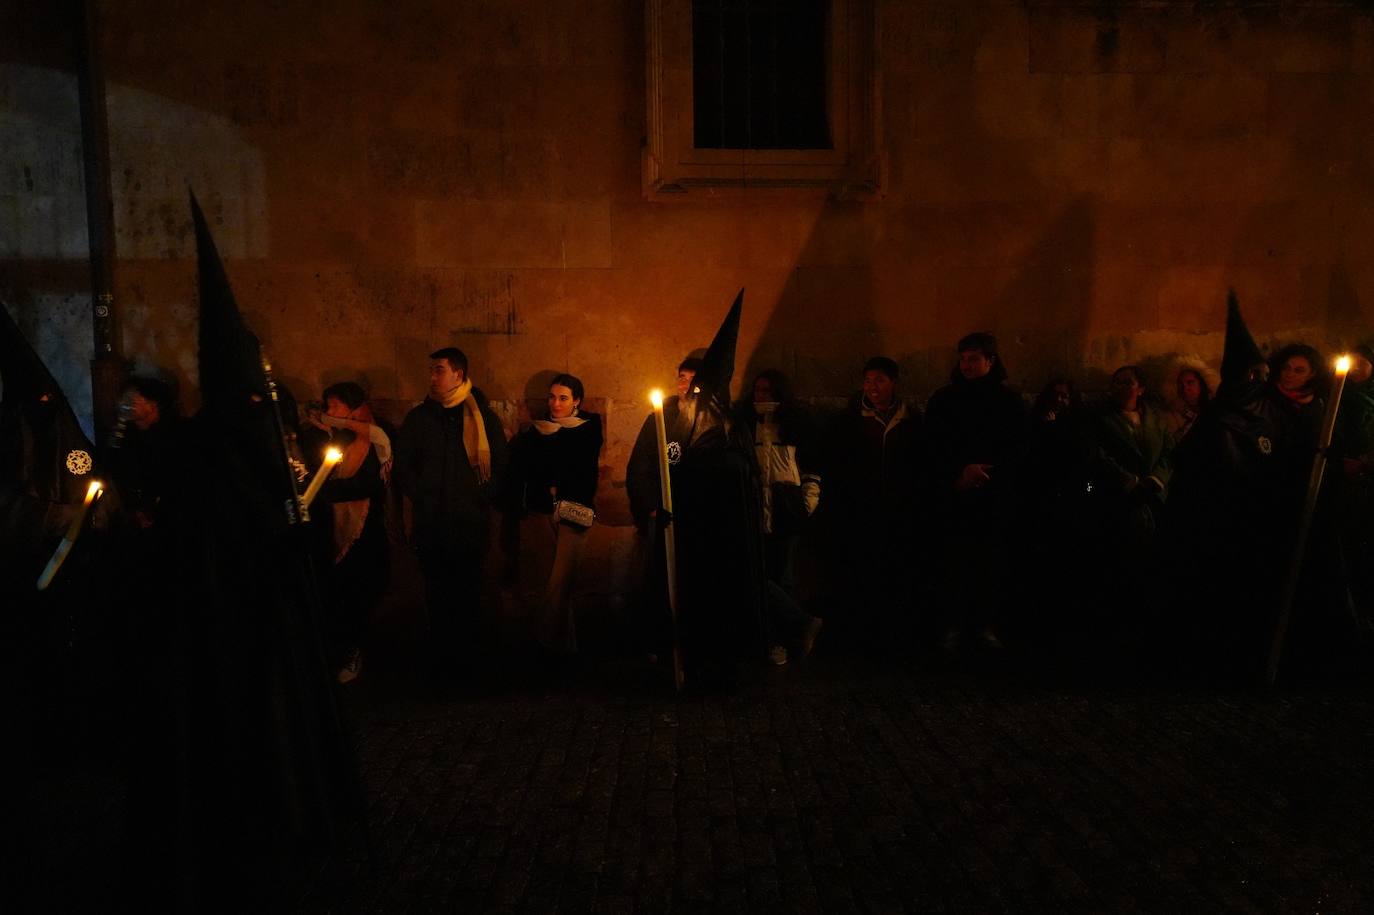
left=297, top=654, right=1374, bottom=913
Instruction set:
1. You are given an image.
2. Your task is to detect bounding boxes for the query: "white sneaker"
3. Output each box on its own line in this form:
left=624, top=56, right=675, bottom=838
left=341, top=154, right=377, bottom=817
left=769, top=645, right=788, bottom=666
left=338, top=650, right=362, bottom=684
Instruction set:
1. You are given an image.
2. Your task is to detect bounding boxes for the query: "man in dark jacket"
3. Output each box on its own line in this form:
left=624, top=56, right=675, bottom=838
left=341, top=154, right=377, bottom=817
left=394, top=347, right=508, bottom=662
left=925, top=332, right=1028, bottom=652
left=821, top=356, right=924, bottom=650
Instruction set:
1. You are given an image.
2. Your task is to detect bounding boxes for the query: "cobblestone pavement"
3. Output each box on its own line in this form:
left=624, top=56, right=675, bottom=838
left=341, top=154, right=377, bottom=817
left=297, top=652, right=1374, bottom=914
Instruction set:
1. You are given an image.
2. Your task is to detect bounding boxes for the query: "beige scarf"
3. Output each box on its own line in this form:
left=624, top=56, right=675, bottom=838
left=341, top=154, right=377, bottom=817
left=433, top=378, right=491, bottom=482
left=533, top=413, right=587, bottom=436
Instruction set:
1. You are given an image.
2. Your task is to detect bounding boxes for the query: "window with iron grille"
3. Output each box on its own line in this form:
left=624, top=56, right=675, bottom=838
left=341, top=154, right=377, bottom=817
left=644, top=0, right=880, bottom=199
left=691, top=0, right=831, bottom=150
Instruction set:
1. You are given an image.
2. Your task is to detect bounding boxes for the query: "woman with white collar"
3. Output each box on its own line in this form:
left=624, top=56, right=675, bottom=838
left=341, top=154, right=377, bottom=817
left=505, top=373, right=603, bottom=656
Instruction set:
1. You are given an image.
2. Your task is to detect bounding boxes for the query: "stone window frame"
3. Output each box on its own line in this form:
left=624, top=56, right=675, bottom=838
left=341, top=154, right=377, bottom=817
left=643, top=0, right=882, bottom=200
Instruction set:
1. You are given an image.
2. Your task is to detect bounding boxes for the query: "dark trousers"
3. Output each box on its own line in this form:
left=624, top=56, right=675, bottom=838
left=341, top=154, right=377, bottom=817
left=419, top=548, right=485, bottom=660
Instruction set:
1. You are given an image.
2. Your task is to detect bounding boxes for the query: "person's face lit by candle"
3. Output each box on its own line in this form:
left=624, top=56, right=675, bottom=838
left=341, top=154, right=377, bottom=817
left=1279, top=355, right=1315, bottom=394
left=1177, top=370, right=1203, bottom=410
left=862, top=369, right=895, bottom=410
left=324, top=395, right=350, bottom=419
left=676, top=368, right=696, bottom=398
left=548, top=383, right=579, bottom=419
left=124, top=391, right=160, bottom=431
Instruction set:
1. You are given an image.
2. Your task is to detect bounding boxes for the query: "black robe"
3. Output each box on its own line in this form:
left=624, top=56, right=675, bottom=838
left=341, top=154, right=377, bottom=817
left=627, top=396, right=766, bottom=674
left=1166, top=380, right=1322, bottom=673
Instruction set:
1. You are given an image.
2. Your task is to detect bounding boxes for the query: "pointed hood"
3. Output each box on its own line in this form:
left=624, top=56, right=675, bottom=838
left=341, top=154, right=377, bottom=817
left=0, top=300, right=98, bottom=507
left=192, top=192, right=269, bottom=416
left=0, top=299, right=62, bottom=402
left=694, top=289, right=743, bottom=410
left=190, top=192, right=304, bottom=523
left=1221, top=289, right=1264, bottom=385
left=665, top=290, right=746, bottom=455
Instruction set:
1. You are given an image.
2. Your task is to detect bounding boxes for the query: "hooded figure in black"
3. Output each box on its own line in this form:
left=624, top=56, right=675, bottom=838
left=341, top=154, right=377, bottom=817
left=120, top=195, right=362, bottom=911
left=1166, top=291, right=1322, bottom=676
left=626, top=291, right=767, bottom=681
left=0, top=301, right=108, bottom=591
left=0, top=301, right=113, bottom=907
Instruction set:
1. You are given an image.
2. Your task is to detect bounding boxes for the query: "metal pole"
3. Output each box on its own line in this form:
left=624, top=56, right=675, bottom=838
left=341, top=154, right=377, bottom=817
left=74, top=0, right=123, bottom=442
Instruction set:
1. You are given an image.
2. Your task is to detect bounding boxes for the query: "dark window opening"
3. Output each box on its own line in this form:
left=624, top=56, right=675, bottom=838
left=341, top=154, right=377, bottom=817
left=692, top=0, right=831, bottom=150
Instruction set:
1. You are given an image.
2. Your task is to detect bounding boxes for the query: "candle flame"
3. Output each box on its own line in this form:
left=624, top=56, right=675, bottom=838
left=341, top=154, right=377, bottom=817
left=1336, top=355, right=1352, bottom=374
left=86, top=479, right=103, bottom=498
left=650, top=389, right=664, bottom=408
left=325, top=447, right=343, bottom=464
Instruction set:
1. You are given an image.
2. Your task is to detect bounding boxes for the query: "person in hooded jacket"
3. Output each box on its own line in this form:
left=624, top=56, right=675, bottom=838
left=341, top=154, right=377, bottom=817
left=821, top=356, right=924, bottom=651
left=924, top=332, right=1028, bottom=653
left=394, top=346, right=508, bottom=667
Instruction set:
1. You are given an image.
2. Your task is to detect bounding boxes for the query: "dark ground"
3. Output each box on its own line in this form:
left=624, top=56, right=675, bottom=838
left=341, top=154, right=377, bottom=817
left=15, top=612, right=1374, bottom=914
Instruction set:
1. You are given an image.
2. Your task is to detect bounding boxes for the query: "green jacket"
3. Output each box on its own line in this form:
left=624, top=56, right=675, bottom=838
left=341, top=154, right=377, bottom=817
left=1086, top=401, right=1173, bottom=501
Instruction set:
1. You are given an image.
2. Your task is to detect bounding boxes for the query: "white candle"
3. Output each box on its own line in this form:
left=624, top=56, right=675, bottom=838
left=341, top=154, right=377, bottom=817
left=36, top=479, right=103, bottom=591
left=1317, top=355, right=1352, bottom=448
left=301, top=447, right=343, bottom=510
left=649, top=389, right=684, bottom=691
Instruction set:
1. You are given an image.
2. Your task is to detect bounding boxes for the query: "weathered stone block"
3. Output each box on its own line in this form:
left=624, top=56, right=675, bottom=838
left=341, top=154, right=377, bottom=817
left=1060, top=74, right=1268, bottom=140
left=885, top=3, right=1029, bottom=75
left=912, top=72, right=1062, bottom=141
left=907, top=138, right=1110, bottom=205
left=414, top=199, right=595, bottom=269
left=1267, top=74, right=1374, bottom=139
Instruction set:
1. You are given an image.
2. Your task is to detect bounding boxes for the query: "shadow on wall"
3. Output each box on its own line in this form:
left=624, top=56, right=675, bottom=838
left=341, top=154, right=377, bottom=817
left=737, top=199, right=1101, bottom=412
left=997, top=195, right=1099, bottom=396
left=741, top=201, right=878, bottom=409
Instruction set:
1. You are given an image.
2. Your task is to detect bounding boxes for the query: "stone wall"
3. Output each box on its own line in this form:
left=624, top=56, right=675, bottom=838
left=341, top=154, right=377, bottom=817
left=4, top=0, right=1374, bottom=546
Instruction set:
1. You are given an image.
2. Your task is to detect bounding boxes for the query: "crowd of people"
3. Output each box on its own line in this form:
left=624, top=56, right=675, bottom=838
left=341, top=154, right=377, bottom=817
left=5, top=196, right=1374, bottom=909
left=54, top=297, right=1374, bottom=689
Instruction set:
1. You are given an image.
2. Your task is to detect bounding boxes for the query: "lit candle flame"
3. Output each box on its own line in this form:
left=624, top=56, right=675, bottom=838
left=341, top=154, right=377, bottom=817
left=1336, top=355, right=1352, bottom=375
left=301, top=448, right=345, bottom=510
left=650, top=389, right=664, bottom=409
left=36, top=479, right=104, bottom=591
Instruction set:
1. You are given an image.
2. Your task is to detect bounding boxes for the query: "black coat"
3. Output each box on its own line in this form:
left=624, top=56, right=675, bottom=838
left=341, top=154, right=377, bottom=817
left=394, top=390, right=508, bottom=557
left=925, top=369, right=1029, bottom=506
left=507, top=412, right=603, bottom=514
left=822, top=396, right=924, bottom=533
